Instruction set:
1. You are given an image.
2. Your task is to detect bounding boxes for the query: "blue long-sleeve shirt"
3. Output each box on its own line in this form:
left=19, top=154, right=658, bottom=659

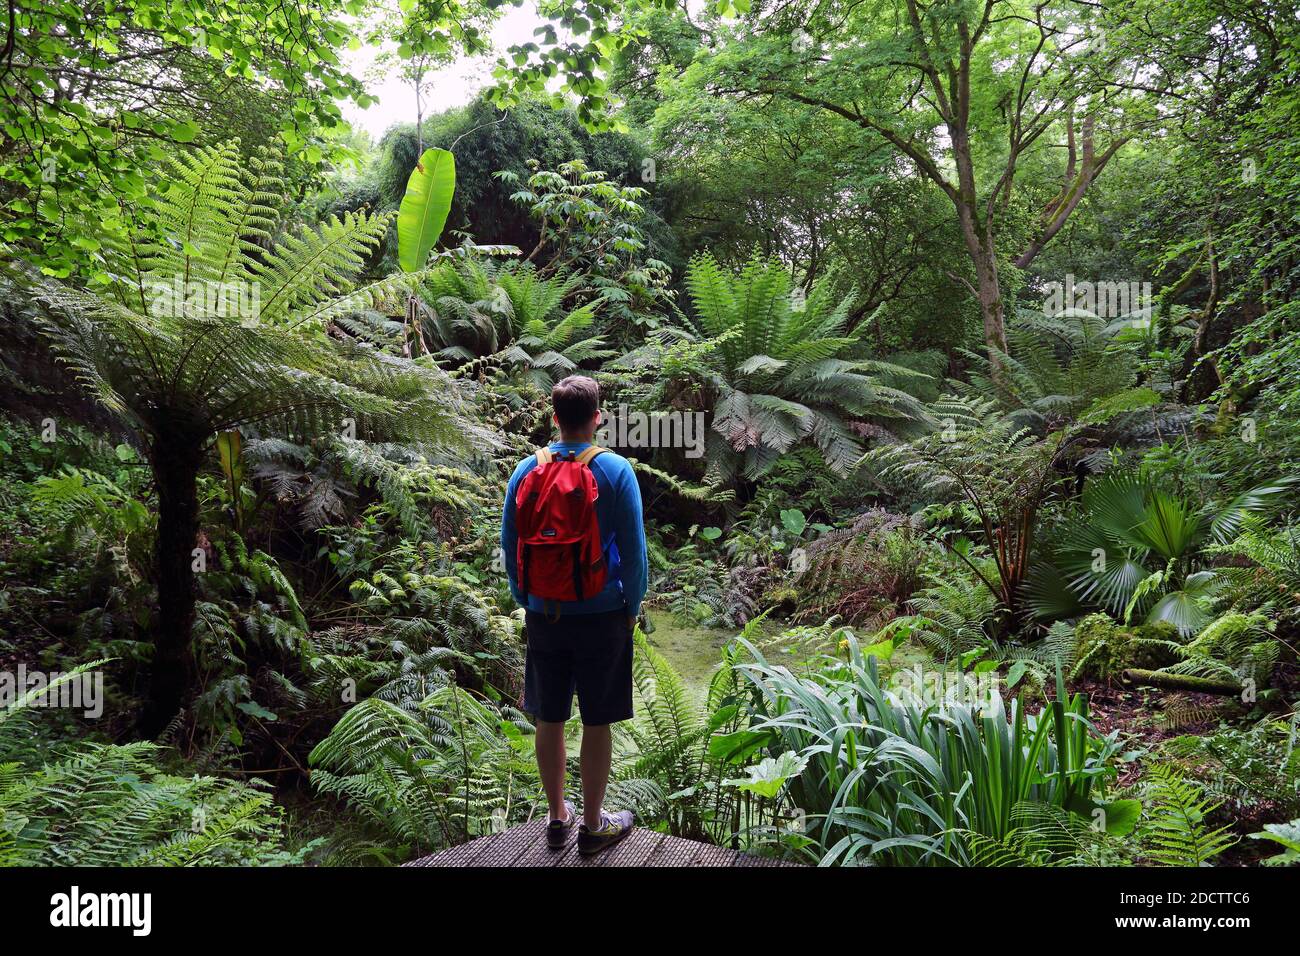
left=501, top=441, right=648, bottom=619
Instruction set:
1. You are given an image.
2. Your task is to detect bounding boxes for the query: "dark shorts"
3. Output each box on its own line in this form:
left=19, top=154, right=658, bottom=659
left=522, top=608, right=634, bottom=726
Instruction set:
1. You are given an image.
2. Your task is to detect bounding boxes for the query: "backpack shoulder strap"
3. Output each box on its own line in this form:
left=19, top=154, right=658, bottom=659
left=534, top=447, right=553, bottom=466
left=576, top=445, right=607, bottom=467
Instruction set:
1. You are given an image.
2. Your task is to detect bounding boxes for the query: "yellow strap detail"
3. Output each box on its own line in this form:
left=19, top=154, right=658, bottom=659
left=535, top=447, right=553, bottom=466
left=576, top=445, right=607, bottom=466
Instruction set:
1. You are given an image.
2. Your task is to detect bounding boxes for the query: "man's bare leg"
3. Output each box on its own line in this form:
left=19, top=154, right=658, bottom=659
left=580, top=723, right=612, bottom=828
left=535, top=719, right=568, bottom=821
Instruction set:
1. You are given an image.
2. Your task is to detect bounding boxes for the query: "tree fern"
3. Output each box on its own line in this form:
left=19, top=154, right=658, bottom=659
left=669, top=251, right=928, bottom=481
left=956, top=307, right=1148, bottom=433
left=419, top=258, right=614, bottom=387
left=30, top=138, right=479, bottom=732
left=878, top=396, right=1069, bottom=628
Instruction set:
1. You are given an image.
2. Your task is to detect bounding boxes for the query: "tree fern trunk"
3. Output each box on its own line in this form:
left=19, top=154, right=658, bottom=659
left=142, top=438, right=205, bottom=736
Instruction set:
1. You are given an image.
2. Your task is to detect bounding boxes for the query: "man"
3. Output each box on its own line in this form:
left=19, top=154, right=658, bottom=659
left=501, top=374, right=647, bottom=855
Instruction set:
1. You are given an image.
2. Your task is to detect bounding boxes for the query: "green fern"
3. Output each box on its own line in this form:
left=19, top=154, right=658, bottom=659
left=308, top=687, right=540, bottom=854
left=420, top=258, right=615, bottom=387
left=1, top=671, right=301, bottom=866
left=962, top=801, right=1132, bottom=867
left=28, top=138, right=483, bottom=726
left=1137, top=765, right=1237, bottom=866
left=664, top=252, right=927, bottom=481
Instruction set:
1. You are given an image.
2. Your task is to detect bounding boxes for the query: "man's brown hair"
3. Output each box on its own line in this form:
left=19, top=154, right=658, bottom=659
left=552, top=375, right=600, bottom=432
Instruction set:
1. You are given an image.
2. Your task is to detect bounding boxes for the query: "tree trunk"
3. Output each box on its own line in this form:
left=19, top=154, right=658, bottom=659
left=1121, top=669, right=1243, bottom=697
left=949, top=117, right=1009, bottom=366
left=954, top=198, right=1009, bottom=366
left=973, top=240, right=1009, bottom=362
left=141, top=438, right=205, bottom=736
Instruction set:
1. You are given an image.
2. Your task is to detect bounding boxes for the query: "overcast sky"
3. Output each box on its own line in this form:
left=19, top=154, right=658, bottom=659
left=340, top=2, right=555, bottom=139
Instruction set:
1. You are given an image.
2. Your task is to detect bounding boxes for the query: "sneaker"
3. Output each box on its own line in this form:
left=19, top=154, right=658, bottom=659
left=577, top=810, right=634, bottom=856
left=546, top=801, right=576, bottom=849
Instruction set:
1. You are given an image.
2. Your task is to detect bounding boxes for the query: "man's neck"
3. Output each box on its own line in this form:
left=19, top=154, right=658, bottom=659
left=556, top=432, right=595, bottom=444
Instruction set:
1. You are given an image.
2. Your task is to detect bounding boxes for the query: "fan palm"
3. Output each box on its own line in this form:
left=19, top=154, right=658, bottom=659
left=418, top=258, right=613, bottom=389
left=1037, top=469, right=1295, bottom=633
left=31, top=141, right=475, bottom=732
left=679, top=252, right=926, bottom=481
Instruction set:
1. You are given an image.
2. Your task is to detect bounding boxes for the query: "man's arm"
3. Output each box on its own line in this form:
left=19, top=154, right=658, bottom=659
left=501, top=463, right=527, bottom=607
left=612, top=459, right=648, bottom=621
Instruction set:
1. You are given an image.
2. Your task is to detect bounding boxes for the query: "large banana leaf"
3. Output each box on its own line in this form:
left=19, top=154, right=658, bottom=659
left=397, top=148, right=456, bottom=273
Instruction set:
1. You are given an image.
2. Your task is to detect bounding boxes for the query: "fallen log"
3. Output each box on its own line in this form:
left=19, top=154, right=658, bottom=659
left=1121, top=668, right=1243, bottom=696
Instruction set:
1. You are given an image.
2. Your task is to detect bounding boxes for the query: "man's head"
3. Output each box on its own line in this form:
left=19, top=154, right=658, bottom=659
left=552, top=375, right=601, bottom=440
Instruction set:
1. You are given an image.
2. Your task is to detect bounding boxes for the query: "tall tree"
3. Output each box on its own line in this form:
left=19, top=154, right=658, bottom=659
left=539, top=0, right=1163, bottom=370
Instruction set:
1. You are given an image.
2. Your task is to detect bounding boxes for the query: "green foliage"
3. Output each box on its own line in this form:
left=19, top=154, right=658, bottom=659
left=1250, top=820, right=1300, bottom=866
left=1135, top=765, right=1237, bottom=866
left=246, top=436, right=487, bottom=538
left=676, top=252, right=925, bottom=481
left=1154, top=611, right=1280, bottom=688
left=1162, top=717, right=1300, bottom=818
left=627, top=622, right=799, bottom=849
left=0, top=0, right=384, bottom=281
left=26, top=137, right=485, bottom=728
left=497, top=159, right=674, bottom=341
left=419, top=257, right=614, bottom=387
left=628, top=629, right=715, bottom=835
left=1210, top=521, right=1300, bottom=626
left=1070, top=614, right=1176, bottom=682
left=880, top=397, right=1068, bottom=627
left=961, top=801, right=1137, bottom=867
left=738, top=635, right=1122, bottom=865
left=3, top=0, right=1300, bottom=874
left=1042, top=468, right=1294, bottom=634
left=798, top=510, right=929, bottom=628
left=308, top=686, right=537, bottom=858
left=34, top=141, right=471, bottom=451
left=0, top=664, right=304, bottom=865
left=0, top=742, right=306, bottom=866
left=959, top=309, right=1153, bottom=433
left=397, top=148, right=457, bottom=273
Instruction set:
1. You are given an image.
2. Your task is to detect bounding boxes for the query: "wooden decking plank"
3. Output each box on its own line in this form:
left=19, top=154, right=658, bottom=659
left=403, top=821, right=805, bottom=868
left=734, top=852, right=802, bottom=867
left=405, top=831, right=494, bottom=867
left=472, top=820, right=547, bottom=867
left=644, top=836, right=739, bottom=867
left=594, top=828, right=666, bottom=867
left=515, top=830, right=576, bottom=867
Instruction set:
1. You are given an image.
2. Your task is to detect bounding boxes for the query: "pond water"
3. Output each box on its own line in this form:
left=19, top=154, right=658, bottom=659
left=641, top=607, right=934, bottom=701
left=641, top=608, right=741, bottom=697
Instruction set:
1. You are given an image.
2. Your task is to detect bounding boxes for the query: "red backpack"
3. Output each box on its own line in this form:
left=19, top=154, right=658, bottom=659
left=515, top=445, right=608, bottom=604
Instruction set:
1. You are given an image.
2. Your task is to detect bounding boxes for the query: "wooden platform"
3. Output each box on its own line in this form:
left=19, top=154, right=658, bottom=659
left=405, top=820, right=801, bottom=868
